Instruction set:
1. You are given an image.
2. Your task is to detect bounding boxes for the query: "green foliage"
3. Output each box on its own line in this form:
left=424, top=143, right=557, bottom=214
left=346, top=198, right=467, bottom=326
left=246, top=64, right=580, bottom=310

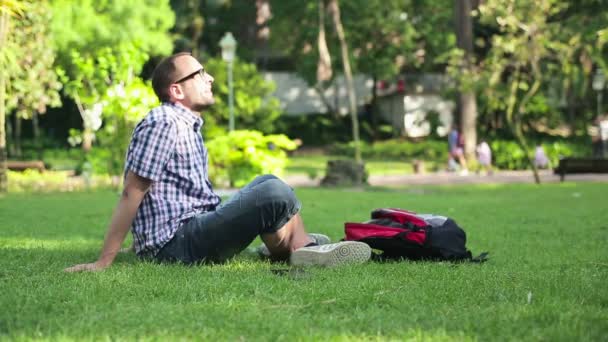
left=329, top=139, right=449, bottom=162
left=37, top=148, right=81, bottom=171
left=50, top=0, right=174, bottom=64
left=206, top=130, right=297, bottom=187
left=276, top=113, right=395, bottom=147
left=5, top=0, right=61, bottom=119
left=269, top=0, right=452, bottom=83
left=490, top=139, right=588, bottom=170
left=93, top=79, right=158, bottom=175
left=57, top=44, right=150, bottom=108
left=203, top=58, right=282, bottom=137
left=275, top=113, right=353, bottom=146
left=444, top=0, right=608, bottom=139
left=6, top=170, right=113, bottom=192
left=50, top=0, right=174, bottom=145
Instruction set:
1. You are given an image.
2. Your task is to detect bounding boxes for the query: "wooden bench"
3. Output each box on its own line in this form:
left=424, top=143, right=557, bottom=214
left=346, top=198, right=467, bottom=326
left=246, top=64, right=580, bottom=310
left=6, top=160, right=46, bottom=172
left=554, top=157, right=608, bottom=181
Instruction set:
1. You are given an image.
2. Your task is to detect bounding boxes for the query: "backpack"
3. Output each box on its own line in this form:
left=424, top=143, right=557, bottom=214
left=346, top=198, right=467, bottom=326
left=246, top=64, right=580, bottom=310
left=344, top=208, right=488, bottom=262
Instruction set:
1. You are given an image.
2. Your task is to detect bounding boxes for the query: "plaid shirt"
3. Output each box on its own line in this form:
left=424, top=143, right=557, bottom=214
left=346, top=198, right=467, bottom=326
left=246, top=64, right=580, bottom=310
left=125, top=102, right=221, bottom=256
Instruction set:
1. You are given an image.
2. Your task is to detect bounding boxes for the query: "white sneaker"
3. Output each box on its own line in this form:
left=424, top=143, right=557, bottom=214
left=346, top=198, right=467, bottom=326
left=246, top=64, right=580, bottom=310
left=257, top=233, right=331, bottom=257
left=290, top=241, right=371, bottom=267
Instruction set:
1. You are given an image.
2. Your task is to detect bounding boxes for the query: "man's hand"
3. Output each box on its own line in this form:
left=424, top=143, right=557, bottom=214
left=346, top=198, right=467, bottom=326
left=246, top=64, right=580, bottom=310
left=64, top=171, right=150, bottom=273
left=64, top=261, right=110, bottom=273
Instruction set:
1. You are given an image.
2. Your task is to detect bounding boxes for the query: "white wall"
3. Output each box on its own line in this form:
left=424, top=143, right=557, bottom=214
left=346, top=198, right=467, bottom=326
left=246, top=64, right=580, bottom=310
left=263, top=72, right=373, bottom=115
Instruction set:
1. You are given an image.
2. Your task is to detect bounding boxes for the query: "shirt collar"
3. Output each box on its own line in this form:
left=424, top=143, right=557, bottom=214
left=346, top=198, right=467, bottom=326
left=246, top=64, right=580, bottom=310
left=163, top=102, right=204, bottom=131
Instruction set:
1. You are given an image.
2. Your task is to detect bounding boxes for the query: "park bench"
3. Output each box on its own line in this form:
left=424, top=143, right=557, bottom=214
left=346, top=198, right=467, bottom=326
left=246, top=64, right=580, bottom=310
left=6, top=160, right=46, bottom=172
left=554, top=157, right=608, bottom=181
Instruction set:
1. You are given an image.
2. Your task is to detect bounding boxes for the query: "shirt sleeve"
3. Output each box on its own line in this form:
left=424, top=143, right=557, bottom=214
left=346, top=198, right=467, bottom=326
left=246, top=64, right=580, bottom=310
left=126, top=119, right=178, bottom=182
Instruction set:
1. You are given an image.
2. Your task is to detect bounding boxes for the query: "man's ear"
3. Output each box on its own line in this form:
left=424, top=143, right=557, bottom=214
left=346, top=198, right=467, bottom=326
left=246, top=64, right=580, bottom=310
left=168, top=84, right=185, bottom=101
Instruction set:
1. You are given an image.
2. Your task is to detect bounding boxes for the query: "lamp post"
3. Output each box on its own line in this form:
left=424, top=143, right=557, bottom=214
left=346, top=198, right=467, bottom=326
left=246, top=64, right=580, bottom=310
left=592, top=69, right=605, bottom=118
left=219, top=32, right=237, bottom=132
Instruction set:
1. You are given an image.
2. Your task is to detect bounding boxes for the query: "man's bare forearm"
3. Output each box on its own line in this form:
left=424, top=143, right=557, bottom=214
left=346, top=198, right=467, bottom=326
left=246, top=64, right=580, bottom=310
left=96, top=190, right=145, bottom=266
left=65, top=171, right=151, bottom=272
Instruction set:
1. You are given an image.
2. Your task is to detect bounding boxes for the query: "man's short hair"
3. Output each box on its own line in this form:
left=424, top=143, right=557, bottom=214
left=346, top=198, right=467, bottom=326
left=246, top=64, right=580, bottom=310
left=151, top=52, right=196, bottom=102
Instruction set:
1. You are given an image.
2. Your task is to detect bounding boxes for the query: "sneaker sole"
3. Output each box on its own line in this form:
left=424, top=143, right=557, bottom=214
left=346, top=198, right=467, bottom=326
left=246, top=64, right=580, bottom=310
left=290, top=241, right=371, bottom=267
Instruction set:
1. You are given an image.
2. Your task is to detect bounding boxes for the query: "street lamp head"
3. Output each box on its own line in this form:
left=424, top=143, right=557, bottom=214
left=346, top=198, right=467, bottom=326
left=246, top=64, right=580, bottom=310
left=219, top=32, right=237, bottom=63
left=593, top=69, right=605, bottom=91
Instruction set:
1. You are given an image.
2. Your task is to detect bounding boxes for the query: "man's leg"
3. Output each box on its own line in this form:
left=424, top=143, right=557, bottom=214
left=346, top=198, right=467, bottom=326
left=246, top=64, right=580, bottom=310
left=259, top=213, right=312, bottom=261
left=155, top=174, right=309, bottom=264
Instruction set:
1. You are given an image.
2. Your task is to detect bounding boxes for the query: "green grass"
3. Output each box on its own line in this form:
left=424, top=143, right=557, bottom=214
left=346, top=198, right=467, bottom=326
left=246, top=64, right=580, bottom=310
left=1, top=183, right=607, bottom=340
left=286, top=155, right=440, bottom=178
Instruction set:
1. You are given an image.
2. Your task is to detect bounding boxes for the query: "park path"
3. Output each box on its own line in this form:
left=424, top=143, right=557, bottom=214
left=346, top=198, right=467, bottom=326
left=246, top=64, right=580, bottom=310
left=280, top=170, right=608, bottom=187
left=212, top=170, right=607, bottom=196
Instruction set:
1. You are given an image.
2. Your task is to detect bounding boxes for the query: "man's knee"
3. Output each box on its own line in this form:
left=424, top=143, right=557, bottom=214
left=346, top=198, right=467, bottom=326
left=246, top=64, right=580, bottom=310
left=259, top=178, right=297, bottom=205
left=252, top=174, right=279, bottom=184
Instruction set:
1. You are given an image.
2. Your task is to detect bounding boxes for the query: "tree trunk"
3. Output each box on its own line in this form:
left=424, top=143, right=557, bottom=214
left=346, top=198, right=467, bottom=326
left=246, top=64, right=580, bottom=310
left=6, top=112, right=13, bottom=156
left=329, top=0, right=361, bottom=163
left=14, top=113, right=21, bottom=158
left=0, top=63, right=7, bottom=193
left=32, top=110, right=42, bottom=159
left=460, top=93, right=477, bottom=158
left=506, top=68, right=541, bottom=184
left=314, top=0, right=337, bottom=116
left=256, top=0, right=272, bottom=69
left=370, top=74, right=378, bottom=140
left=454, top=0, right=478, bottom=161
left=0, top=9, right=14, bottom=193
left=74, top=95, right=92, bottom=152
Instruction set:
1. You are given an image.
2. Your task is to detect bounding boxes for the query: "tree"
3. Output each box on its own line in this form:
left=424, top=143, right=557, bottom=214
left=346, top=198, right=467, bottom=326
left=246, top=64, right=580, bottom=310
left=454, top=0, right=479, bottom=161
left=50, top=0, right=174, bottom=151
left=327, top=0, right=361, bottom=162
left=270, top=1, right=420, bottom=85
left=6, top=1, right=62, bottom=158
left=202, top=57, right=282, bottom=138
left=476, top=0, right=597, bottom=183
left=0, top=0, right=26, bottom=193
left=170, top=0, right=205, bottom=56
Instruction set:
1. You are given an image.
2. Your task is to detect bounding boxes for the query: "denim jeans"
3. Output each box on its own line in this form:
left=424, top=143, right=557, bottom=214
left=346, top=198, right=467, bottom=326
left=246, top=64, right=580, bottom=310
left=154, top=174, right=301, bottom=264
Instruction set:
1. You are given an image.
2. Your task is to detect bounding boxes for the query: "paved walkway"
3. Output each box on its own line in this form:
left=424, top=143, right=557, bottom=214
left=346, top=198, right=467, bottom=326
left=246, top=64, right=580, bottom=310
left=280, top=170, right=608, bottom=187
left=212, top=170, right=608, bottom=196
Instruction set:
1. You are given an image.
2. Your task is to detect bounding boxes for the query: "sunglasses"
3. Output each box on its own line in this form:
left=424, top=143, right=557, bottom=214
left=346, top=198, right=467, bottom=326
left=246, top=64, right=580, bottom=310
left=175, top=68, right=205, bottom=84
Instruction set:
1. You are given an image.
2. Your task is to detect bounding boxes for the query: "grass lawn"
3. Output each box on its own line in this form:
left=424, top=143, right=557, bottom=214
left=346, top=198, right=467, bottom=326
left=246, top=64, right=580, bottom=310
left=1, top=183, right=607, bottom=340
left=286, top=155, right=441, bottom=178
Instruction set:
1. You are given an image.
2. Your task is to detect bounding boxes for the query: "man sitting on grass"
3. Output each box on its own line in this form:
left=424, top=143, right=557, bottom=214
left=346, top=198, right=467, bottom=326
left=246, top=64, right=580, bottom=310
left=65, top=53, right=371, bottom=272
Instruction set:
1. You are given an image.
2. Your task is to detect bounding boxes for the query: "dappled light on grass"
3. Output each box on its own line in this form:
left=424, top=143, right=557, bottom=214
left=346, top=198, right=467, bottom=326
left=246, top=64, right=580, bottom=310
left=0, top=237, right=100, bottom=251
left=1, top=184, right=607, bottom=340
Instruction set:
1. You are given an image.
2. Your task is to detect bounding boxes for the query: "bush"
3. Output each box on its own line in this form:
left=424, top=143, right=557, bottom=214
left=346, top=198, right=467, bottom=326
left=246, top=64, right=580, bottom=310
left=275, top=114, right=353, bottom=146
left=327, top=138, right=589, bottom=171
left=491, top=139, right=588, bottom=170
left=206, top=130, right=297, bottom=187
left=275, top=113, right=395, bottom=147
left=7, top=170, right=114, bottom=193
left=203, top=58, right=282, bottom=137
left=328, top=139, right=449, bottom=161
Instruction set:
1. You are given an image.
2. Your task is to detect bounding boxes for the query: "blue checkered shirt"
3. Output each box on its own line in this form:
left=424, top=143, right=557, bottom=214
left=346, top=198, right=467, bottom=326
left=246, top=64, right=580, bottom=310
left=125, top=102, right=221, bottom=256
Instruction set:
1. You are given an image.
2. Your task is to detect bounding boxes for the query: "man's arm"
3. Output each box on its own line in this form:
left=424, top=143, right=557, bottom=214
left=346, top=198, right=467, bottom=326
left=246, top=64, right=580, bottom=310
left=64, top=171, right=152, bottom=272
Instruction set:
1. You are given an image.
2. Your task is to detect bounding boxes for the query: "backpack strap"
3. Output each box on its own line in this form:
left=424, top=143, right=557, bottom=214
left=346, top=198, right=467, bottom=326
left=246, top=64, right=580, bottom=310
left=470, top=252, right=489, bottom=263
left=371, top=208, right=427, bottom=227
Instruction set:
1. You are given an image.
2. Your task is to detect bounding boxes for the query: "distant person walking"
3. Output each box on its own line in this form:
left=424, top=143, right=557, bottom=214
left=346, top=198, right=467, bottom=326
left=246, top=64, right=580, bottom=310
left=447, top=125, right=468, bottom=175
left=534, top=144, right=549, bottom=169
left=591, top=114, right=608, bottom=158
left=476, top=139, right=493, bottom=175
